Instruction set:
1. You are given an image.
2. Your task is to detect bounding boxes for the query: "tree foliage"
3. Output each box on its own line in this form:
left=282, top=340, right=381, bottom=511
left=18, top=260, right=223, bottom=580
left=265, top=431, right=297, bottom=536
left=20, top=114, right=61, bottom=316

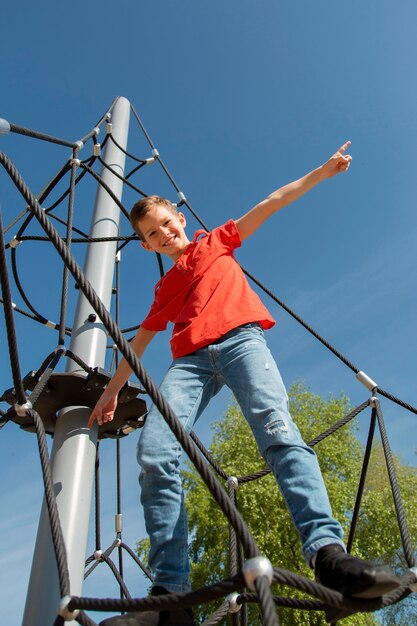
left=178, top=383, right=417, bottom=625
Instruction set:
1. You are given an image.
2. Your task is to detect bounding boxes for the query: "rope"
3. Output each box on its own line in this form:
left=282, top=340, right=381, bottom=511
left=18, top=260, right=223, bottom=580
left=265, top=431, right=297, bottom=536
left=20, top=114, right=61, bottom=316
left=9, top=122, right=78, bottom=148
left=375, top=398, right=416, bottom=567
left=346, top=406, right=377, bottom=553
left=0, top=210, right=26, bottom=404
left=2, top=107, right=417, bottom=626
left=1, top=150, right=262, bottom=561
left=29, top=408, right=70, bottom=596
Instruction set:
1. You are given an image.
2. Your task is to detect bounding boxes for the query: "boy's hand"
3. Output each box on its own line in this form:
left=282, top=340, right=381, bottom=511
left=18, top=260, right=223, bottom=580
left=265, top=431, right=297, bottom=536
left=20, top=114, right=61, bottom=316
left=321, top=141, right=352, bottom=178
left=88, top=390, right=118, bottom=428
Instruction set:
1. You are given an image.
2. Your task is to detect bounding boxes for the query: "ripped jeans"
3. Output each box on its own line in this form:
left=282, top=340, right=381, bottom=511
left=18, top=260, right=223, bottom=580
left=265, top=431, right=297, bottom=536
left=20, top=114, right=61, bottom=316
left=137, top=323, right=344, bottom=592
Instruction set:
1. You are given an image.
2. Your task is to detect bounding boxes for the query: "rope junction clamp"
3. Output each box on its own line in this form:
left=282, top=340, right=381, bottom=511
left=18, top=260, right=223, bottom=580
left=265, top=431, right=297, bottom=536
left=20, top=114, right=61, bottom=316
left=58, top=595, right=79, bottom=620
left=145, top=157, right=155, bottom=165
left=409, top=567, right=417, bottom=592
left=46, top=320, right=57, bottom=329
left=226, top=592, right=242, bottom=614
left=242, top=556, right=273, bottom=591
left=94, top=550, right=103, bottom=561
left=370, top=396, right=378, bottom=408
left=227, top=476, right=239, bottom=490
left=115, top=513, right=123, bottom=533
left=75, top=140, right=84, bottom=150
left=106, top=122, right=112, bottom=134
left=14, top=401, right=32, bottom=417
left=356, top=370, right=378, bottom=391
left=0, top=118, right=11, bottom=135
left=152, top=148, right=159, bottom=158
left=9, top=236, right=22, bottom=248
left=93, top=143, right=101, bottom=157
left=177, top=191, right=187, bottom=203
left=69, top=158, right=81, bottom=168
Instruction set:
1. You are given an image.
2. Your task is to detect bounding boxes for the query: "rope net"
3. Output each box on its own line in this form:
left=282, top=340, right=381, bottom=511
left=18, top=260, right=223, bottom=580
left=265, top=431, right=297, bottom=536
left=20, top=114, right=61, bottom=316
left=0, top=96, right=416, bottom=625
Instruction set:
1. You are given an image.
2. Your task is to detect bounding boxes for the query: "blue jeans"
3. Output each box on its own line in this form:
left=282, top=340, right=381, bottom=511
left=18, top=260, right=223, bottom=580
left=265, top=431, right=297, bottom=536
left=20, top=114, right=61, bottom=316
left=137, top=324, right=344, bottom=592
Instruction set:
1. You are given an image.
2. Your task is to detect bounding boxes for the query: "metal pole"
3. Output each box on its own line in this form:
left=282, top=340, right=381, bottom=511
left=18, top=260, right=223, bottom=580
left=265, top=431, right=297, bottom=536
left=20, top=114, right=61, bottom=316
left=22, top=96, right=130, bottom=625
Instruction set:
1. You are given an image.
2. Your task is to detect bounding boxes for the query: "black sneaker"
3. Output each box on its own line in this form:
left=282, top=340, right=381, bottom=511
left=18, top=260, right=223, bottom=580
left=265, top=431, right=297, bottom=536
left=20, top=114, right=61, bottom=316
left=314, top=544, right=400, bottom=599
left=99, top=586, right=195, bottom=626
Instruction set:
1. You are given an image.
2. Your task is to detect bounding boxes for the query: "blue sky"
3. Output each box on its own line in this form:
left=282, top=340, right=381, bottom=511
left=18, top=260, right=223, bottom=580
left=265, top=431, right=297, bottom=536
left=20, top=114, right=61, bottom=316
left=1, top=1, right=417, bottom=624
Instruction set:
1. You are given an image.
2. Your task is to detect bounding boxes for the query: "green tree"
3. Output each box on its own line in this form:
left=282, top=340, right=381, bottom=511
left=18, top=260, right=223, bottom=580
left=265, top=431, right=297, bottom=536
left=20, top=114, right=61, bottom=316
left=178, top=383, right=417, bottom=625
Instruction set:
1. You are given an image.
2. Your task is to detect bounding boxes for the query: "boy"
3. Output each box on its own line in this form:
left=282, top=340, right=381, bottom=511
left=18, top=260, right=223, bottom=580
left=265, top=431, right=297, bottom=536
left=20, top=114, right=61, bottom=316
left=89, top=142, right=399, bottom=626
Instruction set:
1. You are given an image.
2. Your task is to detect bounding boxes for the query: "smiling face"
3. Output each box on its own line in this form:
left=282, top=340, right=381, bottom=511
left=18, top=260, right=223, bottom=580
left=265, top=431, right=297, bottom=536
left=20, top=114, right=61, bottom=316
left=136, top=204, right=190, bottom=261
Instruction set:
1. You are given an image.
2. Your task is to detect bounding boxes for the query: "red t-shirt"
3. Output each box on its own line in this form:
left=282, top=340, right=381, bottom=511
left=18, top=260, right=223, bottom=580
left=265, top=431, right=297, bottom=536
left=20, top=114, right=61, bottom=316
left=141, top=220, right=275, bottom=358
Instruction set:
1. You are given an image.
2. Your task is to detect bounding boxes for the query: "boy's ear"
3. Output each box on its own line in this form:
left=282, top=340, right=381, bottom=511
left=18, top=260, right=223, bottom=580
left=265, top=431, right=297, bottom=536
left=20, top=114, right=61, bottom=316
left=141, top=241, right=154, bottom=252
left=178, top=212, right=186, bottom=227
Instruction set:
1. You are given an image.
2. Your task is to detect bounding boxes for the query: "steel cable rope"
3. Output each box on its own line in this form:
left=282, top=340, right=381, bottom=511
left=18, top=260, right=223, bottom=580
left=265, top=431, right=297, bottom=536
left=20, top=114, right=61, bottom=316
left=127, top=111, right=417, bottom=417
left=4, top=159, right=72, bottom=235
left=346, top=407, right=377, bottom=554
left=2, top=109, right=412, bottom=616
left=1, top=153, right=278, bottom=611
left=67, top=568, right=417, bottom=619
left=255, top=576, right=280, bottom=625
left=107, top=133, right=149, bottom=165
left=17, top=235, right=138, bottom=243
left=374, top=397, right=416, bottom=568
left=191, top=400, right=370, bottom=487
left=125, top=161, right=147, bottom=181
left=200, top=600, right=230, bottom=626
left=9, top=122, right=79, bottom=149
left=78, top=162, right=132, bottom=220
left=8, top=160, right=72, bottom=239
left=29, top=407, right=70, bottom=596
left=58, top=148, right=78, bottom=345
left=118, top=542, right=154, bottom=581
left=0, top=210, right=26, bottom=404
left=0, top=298, right=71, bottom=336
left=10, top=242, right=71, bottom=330
left=96, top=155, right=148, bottom=199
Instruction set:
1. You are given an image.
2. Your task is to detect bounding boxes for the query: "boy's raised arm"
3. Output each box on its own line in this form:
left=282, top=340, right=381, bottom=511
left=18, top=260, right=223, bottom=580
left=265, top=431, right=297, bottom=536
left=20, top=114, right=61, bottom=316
left=235, top=141, right=352, bottom=241
left=88, top=326, right=158, bottom=428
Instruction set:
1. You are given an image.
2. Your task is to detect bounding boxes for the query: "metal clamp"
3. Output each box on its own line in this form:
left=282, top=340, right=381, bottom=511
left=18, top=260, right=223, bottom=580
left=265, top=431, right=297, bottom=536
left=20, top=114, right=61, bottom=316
left=58, top=595, right=79, bottom=620
left=226, top=476, right=239, bottom=490
left=14, top=401, right=32, bottom=417
left=242, top=556, right=273, bottom=591
left=0, top=118, right=11, bottom=135
left=9, top=236, right=21, bottom=248
left=356, top=370, right=378, bottom=391
left=227, top=592, right=242, bottom=613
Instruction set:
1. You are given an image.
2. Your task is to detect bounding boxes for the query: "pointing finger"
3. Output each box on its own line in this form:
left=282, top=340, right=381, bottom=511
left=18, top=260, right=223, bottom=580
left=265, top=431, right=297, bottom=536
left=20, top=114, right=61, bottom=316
left=338, top=140, right=351, bottom=154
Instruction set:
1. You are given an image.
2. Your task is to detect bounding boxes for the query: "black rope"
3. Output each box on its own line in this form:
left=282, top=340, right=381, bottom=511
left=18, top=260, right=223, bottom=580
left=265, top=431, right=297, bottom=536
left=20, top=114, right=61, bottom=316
left=0, top=150, right=262, bottom=561
left=69, top=574, right=245, bottom=614
left=374, top=398, right=416, bottom=567
left=58, top=148, right=78, bottom=345
left=29, top=408, right=70, bottom=596
left=346, top=406, right=377, bottom=553
left=255, top=576, right=280, bottom=626
left=0, top=210, right=26, bottom=404
left=108, top=132, right=148, bottom=164
left=79, top=162, right=131, bottom=220
left=9, top=122, right=78, bottom=148
left=119, top=542, right=154, bottom=581
left=97, top=155, right=148, bottom=199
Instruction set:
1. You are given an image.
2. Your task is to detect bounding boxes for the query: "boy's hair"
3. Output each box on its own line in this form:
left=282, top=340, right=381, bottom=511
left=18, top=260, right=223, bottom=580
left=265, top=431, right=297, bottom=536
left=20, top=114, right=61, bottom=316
left=130, top=195, right=178, bottom=241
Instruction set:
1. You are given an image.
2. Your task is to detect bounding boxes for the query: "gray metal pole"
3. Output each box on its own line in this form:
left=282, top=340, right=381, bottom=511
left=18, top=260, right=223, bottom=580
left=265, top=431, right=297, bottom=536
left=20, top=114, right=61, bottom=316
left=22, top=96, right=131, bottom=626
